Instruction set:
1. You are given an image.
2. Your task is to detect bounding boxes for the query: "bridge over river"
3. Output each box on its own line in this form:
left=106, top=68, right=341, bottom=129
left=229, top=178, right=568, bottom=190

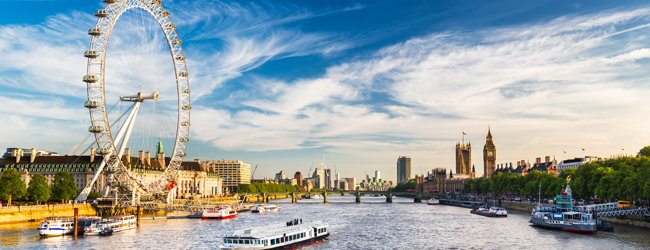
left=238, top=190, right=444, bottom=203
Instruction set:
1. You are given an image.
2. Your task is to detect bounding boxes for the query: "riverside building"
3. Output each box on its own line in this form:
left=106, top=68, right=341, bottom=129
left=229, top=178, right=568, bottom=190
left=396, top=156, right=411, bottom=183
left=558, top=156, right=597, bottom=173
left=415, top=168, right=467, bottom=194
left=202, top=160, right=251, bottom=193
left=0, top=148, right=223, bottom=197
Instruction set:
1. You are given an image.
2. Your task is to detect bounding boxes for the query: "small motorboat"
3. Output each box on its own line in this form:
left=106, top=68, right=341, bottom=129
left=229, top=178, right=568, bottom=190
left=202, top=206, right=238, bottom=219
left=252, top=204, right=281, bottom=214
left=427, top=198, right=439, bottom=205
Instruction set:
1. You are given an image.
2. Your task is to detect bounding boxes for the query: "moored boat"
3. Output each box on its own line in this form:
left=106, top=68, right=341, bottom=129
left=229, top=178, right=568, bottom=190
left=84, top=215, right=137, bottom=236
left=427, top=198, right=439, bottom=205
left=203, top=206, right=238, bottom=219
left=252, top=204, right=282, bottom=214
left=219, top=220, right=329, bottom=249
left=37, top=216, right=74, bottom=237
left=529, top=180, right=596, bottom=233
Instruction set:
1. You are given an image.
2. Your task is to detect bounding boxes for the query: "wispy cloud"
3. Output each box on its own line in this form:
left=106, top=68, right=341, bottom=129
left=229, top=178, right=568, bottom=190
left=192, top=7, right=650, bottom=176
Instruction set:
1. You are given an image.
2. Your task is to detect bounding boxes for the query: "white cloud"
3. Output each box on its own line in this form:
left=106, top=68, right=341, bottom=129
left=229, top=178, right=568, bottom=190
left=192, top=7, right=650, bottom=180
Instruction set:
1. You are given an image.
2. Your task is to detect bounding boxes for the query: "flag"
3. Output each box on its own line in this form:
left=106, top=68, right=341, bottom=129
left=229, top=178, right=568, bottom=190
left=563, top=151, right=566, bottom=153
left=463, top=132, right=467, bottom=135
left=582, top=148, right=585, bottom=151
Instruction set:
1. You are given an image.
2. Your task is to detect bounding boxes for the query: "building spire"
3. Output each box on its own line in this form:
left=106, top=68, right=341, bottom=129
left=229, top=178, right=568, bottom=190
left=155, top=138, right=163, bottom=158
left=487, top=125, right=492, bottom=138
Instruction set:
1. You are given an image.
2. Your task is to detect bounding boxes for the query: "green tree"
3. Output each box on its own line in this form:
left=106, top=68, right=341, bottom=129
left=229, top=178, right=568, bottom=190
left=0, top=168, right=27, bottom=206
left=50, top=171, right=77, bottom=203
left=638, top=146, right=650, bottom=157
left=87, top=191, right=101, bottom=200
left=26, top=174, right=50, bottom=204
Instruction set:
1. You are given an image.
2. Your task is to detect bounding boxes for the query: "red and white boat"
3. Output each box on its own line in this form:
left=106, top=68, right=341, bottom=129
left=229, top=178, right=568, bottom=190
left=202, top=207, right=238, bottom=220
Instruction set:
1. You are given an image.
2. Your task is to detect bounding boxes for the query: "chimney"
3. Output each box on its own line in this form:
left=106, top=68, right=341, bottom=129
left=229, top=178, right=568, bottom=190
left=145, top=151, right=151, bottom=166
left=30, top=148, right=36, bottom=163
left=90, top=147, right=96, bottom=162
left=536, top=157, right=541, bottom=164
left=517, top=161, right=521, bottom=167
left=15, top=149, right=21, bottom=163
left=125, top=148, right=131, bottom=164
left=522, top=160, right=526, bottom=167
left=139, top=150, right=144, bottom=164
left=545, top=156, right=550, bottom=163
left=158, top=152, right=166, bottom=169
left=194, top=159, right=200, bottom=163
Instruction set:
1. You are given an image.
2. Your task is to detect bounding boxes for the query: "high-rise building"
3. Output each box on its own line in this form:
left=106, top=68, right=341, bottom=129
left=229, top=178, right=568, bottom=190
left=203, top=159, right=251, bottom=193
left=325, top=169, right=332, bottom=189
left=456, top=141, right=471, bottom=175
left=343, top=177, right=356, bottom=190
left=374, top=170, right=380, bottom=180
left=313, top=167, right=324, bottom=189
left=275, top=170, right=285, bottom=180
left=294, top=171, right=303, bottom=187
left=483, top=127, right=496, bottom=178
left=396, top=156, right=411, bottom=183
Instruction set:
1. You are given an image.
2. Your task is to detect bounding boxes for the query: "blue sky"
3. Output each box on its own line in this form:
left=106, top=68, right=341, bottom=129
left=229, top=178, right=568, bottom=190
left=2, top=0, right=650, bottom=183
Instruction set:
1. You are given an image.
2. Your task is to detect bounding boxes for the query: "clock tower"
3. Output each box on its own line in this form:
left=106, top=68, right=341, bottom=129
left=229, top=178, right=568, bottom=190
left=483, top=126, right=496, bottom=178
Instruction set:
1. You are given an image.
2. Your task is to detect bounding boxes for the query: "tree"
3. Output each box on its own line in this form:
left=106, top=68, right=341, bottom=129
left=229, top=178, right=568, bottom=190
left=0, top=168, right=27, bottom=206
left=26, top=174, right=50, bottom=205
left=50, top=171, right=77, bottom=203
left=87, top=191, right=101, bottom=200
left=638, top=146, right=650, bottom=157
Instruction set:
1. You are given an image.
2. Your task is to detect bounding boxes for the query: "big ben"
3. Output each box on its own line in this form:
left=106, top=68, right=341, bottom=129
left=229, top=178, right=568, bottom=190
left=483, top=126, right=496, bottom=178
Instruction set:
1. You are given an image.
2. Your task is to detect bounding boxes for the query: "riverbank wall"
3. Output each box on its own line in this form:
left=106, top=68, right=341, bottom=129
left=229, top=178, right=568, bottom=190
left=0, top=204, right=96, bottom=224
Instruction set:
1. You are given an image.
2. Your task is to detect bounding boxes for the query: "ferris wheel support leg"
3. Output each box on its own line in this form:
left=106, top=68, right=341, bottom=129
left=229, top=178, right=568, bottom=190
left=117, top=102, right=141, bottom=160
left=75, top=102, right=140, bottom=202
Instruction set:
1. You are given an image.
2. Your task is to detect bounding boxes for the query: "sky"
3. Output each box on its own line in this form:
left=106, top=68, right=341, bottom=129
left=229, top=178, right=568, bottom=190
left=2, top=0, right=650, bottom=183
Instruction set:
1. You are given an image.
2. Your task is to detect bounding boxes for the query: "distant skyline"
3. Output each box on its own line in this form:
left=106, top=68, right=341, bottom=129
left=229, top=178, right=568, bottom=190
left=1, top=0, right=650, bottom=183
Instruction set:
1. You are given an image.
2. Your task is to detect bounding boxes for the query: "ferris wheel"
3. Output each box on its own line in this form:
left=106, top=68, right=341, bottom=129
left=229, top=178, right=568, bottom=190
left=76, top=0, right=190, bottom=204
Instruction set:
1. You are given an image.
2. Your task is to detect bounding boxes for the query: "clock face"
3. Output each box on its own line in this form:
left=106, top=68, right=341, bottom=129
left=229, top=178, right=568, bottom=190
left=488, top=151, right=494, bottom=157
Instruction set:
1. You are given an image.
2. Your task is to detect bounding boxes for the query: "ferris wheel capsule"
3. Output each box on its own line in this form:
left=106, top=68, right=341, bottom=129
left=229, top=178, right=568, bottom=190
left=159, top=11, right=170, bottom=17
left=164, top=24, right=175, bottom=30
left=182, top=105, right=191, bottom=110
left=84, top=50, right=101, bottom=58
left=88, top=28, right=104, bottom=36
left=181, top=121, right=191, bottom=126
left=171, top=39, right=181, bottom=45
left=175, top=55, right=185, bottom=60
left=83, top=75, right=99, bottom=83
left=84, top=101, right=101, bottom=108
left=103, top=0, right=118, bottom=4
left=88, top=126, right=105, bottom=133
left=95, top=10, right=110, bottom=18
left=179, top=137, right=189, bottom=142
left=151, top=0, right=162, bottom=5
left=96, top=148, right=111, bottom=155
left=178, top=71, right=188, bottom=77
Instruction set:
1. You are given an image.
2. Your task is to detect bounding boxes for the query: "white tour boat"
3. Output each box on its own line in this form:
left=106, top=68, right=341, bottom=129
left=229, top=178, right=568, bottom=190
left=85, top=215, right=137, bottom=236
left=489, top=207, right=508, bottom=217
left=252, top=204, right=282, bottom=214
left=309, top=194, right=322, bottom=199
left=427, top=198, right=439, bottom=205
left=220, top=220, right=329, bottom=250
left=37, top=216, right=74, bottom=237
left=203, top=206, right=238, bottom=220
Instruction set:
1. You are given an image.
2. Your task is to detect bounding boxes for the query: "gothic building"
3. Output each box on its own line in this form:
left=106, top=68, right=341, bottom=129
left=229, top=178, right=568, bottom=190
left=483, top=127, right=496, bottom=178
left=455, top=141, right=471, bottom=175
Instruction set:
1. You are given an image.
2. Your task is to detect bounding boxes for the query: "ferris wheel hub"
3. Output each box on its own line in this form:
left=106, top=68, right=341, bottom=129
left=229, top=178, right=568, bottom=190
left=120, top=92, right=159, bottom=102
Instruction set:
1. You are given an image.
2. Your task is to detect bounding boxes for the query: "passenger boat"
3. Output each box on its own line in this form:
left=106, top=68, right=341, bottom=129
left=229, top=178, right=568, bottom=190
left=37, top=216, right=103, bottom=237
left=427, top=198, right=439, bottom=205
left=37, top=216, right=74, bottom=237
left=309, top=194, right=322, bottom=199
left=530, top=182, right=596, bottom=233
left=252, top=204, right=282, bottom=214
left=219, top=220, right=329, bottom=249
left=85, top=215, right=137, bottom=236
left=202, top=206, right=238, bottom=219
left=369, top=194, right=382, bottom=197
left=470, top=206, right=507, bottom=217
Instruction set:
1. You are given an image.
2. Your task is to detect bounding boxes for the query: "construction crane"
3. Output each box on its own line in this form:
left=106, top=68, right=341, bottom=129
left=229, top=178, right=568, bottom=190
left=308, top=162, right=314, bottom=177
left=251, top=164, right=258, bottom=180
left=319, top=155, right=327, bottom=169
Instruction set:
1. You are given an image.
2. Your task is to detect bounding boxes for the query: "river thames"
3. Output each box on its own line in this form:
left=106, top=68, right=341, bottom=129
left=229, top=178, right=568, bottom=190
left=1, top=195, right=650, bottom=249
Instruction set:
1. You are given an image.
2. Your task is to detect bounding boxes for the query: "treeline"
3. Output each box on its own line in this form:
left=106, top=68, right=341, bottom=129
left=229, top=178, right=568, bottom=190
left=0, top=169, right=99, bottom=206
left=237, top=182, right=300, bottom=193
left=390, top=179, right=416, bottom=192
left=463, top=146, right=650, bottom=202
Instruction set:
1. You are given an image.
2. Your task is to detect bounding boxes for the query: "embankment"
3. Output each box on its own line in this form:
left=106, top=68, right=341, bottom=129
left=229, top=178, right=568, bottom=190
left=0, top=204, right=96, bottom=224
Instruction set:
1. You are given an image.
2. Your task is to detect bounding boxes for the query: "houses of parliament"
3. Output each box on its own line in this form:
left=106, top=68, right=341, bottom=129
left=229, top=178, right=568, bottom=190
left=455, top=127, right=496, bottom=178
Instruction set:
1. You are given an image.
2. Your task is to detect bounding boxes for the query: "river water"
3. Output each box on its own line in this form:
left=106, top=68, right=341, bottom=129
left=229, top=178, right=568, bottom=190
left=2, top=195, right=650, bottom=249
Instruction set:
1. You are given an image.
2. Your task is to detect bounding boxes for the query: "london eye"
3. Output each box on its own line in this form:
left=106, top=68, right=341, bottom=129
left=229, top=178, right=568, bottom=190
left=76, top=0, right=190, bottom=205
